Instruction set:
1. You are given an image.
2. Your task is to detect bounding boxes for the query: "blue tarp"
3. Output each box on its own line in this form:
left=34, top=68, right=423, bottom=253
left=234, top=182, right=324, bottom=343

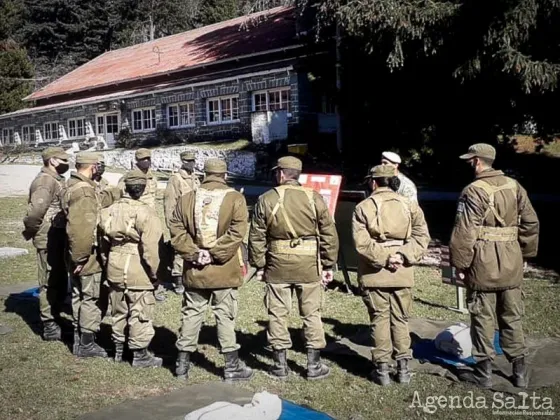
left=412, top=330, right=503, bottom=367
left=280, top=400, right=334, bottom=420
left=10, top=287, right=40, bottom=300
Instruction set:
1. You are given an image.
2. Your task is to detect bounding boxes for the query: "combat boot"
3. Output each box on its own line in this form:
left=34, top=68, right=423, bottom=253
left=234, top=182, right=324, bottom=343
left=223, top=350, right=253, bottom=383
left=77, top=331, right=108, bottom=358
left=512, top=357, right=528, bottom=388
left=42, top=321, right=61, bottom=341
left=114, top=342, right=124, bottom=363
left=268, top=349, right=289, bottom=380
left=175, top=351, right=191, bottom=380
left=306, top=349, right=330, bottom=381
left=370, top=362, right=391, bottom=386
left=72, top=329, right=80, bottom=355
left=460, top=359, right=492, bottom=389
left=396, top=359, right=411, bottom=384
left=132, top=348, right=162, bottom=368
left=173, top=276, right=185, bottom=295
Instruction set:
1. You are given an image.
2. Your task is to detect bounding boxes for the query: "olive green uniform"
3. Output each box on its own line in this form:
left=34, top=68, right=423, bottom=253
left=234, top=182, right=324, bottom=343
left=353, top=180, right=430, bottom=364
left=249, top=180, right=339, bottom=351
left=450, top=169, right=539, bottom=362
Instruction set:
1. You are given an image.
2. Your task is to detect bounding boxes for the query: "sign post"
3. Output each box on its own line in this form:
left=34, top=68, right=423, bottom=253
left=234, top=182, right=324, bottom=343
left=441, top=245, right=468, bottom=314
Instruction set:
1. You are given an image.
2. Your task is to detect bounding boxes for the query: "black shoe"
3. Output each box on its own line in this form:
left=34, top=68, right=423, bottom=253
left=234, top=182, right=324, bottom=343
left=267, top=349, right=289, bottom=380
left=43, top=321, right=61, bottom=341
left=396, top=358, right=411, bottom=384
left=370, top=362, right=391, bottom=386
left=114, top=342, right=124, bottom=363
left=306, top=349, right=330, bottom=381
left=512, top=357, right=528, bottom=388
left=77, top=331, right=108, bottom=358
left=132, top=348, right=162, bottom=368
left=459, top=359, right=492, bottom=389
left=223, top=350, right=253, bottom=383
left=176, top=351, right=191, bottom=380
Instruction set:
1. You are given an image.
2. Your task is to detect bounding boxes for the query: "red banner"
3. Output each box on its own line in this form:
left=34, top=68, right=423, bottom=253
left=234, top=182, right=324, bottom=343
left=298, top=173, right=343, bottom=217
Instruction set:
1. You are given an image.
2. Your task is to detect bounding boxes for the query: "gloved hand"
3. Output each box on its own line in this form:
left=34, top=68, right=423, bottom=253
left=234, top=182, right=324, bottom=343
left=321, top=270, right=334, bottom=286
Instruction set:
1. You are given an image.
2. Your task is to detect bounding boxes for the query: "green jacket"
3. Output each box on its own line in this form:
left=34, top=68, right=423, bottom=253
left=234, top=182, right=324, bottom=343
left=164, top=169, right=200, bottom=229
left=118, top=169, right=158, bottom=208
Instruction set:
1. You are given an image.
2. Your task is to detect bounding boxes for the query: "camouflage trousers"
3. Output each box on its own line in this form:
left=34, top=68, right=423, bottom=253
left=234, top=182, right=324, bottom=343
left=362, top=287, right=413, bottom=363
left=467, top=287, right=528, bottom=362
left=176, top=288, right=240, bottom=354
left=110, top=286, right=156, bottom=350
left=71, top=272, right=103, bottom=333
left=37, top=246, right=68, bottom=323
left=265, top=282, right=326, bottom=350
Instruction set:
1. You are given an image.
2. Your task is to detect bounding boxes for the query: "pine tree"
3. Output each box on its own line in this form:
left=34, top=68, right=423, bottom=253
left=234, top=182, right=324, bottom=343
left=0, top=40, right=34, bottom=114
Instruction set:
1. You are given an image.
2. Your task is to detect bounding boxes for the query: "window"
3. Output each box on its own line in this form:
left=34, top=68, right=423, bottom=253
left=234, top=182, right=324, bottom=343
left=252, top=88, right=290, bottom=112
left=22, top=125, right=35, bottom=143
left=43, top=122, right=59, bottom=141
left=2, top=128, right=14, bottom=144
left=168, top=102, right=195, bottom=128
left=207, top=96, right=239, bottom=124
left=97, top=116, right=105, bottom=135
left=132, top=108, right=156, bottom=132
left=106, top=115, right=119, bottom=134
left=68, top=118, right=85, bottom=138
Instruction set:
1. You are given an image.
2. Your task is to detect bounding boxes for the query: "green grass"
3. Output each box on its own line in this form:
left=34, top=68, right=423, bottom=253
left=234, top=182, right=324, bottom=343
left=1, top=195, right=560, bottom=420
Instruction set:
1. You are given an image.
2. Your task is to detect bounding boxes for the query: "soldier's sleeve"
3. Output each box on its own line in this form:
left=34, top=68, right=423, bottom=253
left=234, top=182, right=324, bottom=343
left=163, top=176, right=179, bottom=228
left=352, top=202, right=391, bottom=267
left=169, top=193, right=199, bottom=262
left=67, top=188, right=98, bottom=265
left=517, top=183, right=539, bottom=258
left=23, top=184, right=54, bottom=237
left=209, top=192, right=248, bottom=264
left=138, top=208, right=163, bottom=279
left=449, top=187, right=485, bottom=270
left=248, top=195, right=268, bottom=269
left=98, top=186, right=122, bottom=208
left=397, top=202, right=430, bottom=264
left=314, top=192, right=339, bottom=269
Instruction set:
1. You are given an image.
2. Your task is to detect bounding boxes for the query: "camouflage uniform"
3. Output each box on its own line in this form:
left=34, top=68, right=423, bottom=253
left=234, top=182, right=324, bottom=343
left=353, top=164, right=430, bottom=385
left=249, top=156, right=339, bottom=380
left=169, top=158, right=253, bottom=382
left=450, top=144, right=539, bottom=388
left=381, top=151, right=418, bottom=202
left=22, top=147, right=69, bottom=340
left=100, top=169, right=163, bottom=367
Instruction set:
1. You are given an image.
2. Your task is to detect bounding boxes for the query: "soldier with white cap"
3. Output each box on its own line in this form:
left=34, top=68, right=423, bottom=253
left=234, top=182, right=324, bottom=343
left=381, top=151, right=418, bottom=203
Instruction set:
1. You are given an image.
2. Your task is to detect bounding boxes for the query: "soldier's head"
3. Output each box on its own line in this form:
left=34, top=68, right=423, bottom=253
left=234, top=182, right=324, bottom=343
left=272, top=156, right=302, bottom=186
left=203, top=158, right=228, bottom=180
left=75, top=152, right=102, bottom=181
left=124, top=169, right=147, bottom=199
left=459, top=143, right=496, bottom=175
left=365, top=165, right=398, bottom=192
left=180, top=151, right=196, bottom=173
left=135, top=148, right=152, bottom=173
left=95, top=153, right=106, bottom=178
left=381, top=151, right=401, bottom=174
left=42, top=147, right=70, bottom=175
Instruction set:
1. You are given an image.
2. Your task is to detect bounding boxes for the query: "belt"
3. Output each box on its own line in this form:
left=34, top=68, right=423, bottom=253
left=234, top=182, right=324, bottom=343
left=478, top=226, right=518, bottom=242
left=269, top=238, right=317, bottom=256
left=111, top=242, right=140, bottom=255
left=377, top=239, right=405, bottom=247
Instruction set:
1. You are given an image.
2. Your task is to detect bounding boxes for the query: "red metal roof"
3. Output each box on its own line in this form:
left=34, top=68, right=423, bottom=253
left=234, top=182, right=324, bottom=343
left=25, top=6, right=297, bottom=102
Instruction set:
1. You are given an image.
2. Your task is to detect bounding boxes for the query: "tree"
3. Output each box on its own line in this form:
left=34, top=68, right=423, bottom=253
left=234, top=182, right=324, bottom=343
left=0, top=0, right=24, bottom=40
left=0, top=40, right=34, bottom=114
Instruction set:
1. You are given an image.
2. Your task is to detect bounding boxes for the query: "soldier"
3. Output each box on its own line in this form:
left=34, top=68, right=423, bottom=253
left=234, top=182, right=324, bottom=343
left=118, top=148, right=158, bottom=208
left=164, top=151, right=200, bottom=295
left=450, top=143, right=539, bottom=389
left=381, top=151, right=418, bottom=202
left=22, top=147, right=70, bottom=341
left=169, top=158, right=253, bottom=383
left=248, top=156, right=339, bottom=381
left=352, top=165, right=430, bottom=386
left=95, top=154, right=109, bottom=193
left=64, top=151, right=116, bottom=358
left=100, top=169, right=163, bottom=368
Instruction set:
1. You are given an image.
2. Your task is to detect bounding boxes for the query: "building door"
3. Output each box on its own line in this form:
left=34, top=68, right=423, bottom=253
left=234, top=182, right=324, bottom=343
left=96, top=113, right=120, bottom=147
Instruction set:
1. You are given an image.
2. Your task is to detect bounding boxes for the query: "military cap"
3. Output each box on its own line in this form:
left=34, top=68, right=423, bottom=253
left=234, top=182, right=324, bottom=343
left=96, top=152, right=105, bottom=163
left=204, top=158, right=227, bottom=174
left=135, top=148, right=152, bottom=160
left=75, top=151, right=100, bottom=165
left=271, top=156, right=303, bottom=171
left=365, top=165, right=396, bottom=179
left=42, top=147, right=69, bottom=161
left=124, top=169, right=147, bottom=185
left=459, top=143, right=496, bottom=161
left=381, top=151, right=401, bottom=164
left=180, top=151, right=196, bottom=161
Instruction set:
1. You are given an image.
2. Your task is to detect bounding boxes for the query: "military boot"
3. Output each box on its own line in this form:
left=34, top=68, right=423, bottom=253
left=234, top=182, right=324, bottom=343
left=114, top=342, right=124, bottom=363
left=132, top=348, right=162, bottom=368
left=175, top=351, right=191, bottom=380
left=306, top=349, right=330, bottom=381
left=512, top=357, right=528, bottom=388
left=396, top=359, right=411, bottom=384
left=268, top=349, right=289, bottom=380
left=223, top=350, right=253, bottom=383
left=42, top=321, right=61, bottom=341
left=173, top=276, right=185, bottom=295
left=370, top=362, right=391, bottom=386
left=77, top=331, right=108, bottom=358
left=72, top=329, right=80, bottom=355
left=460, top=359, right=492, bottom=389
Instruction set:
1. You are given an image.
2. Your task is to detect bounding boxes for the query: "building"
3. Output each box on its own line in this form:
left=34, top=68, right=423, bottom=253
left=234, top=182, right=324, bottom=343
left=0, top=6, right=336, bottom=149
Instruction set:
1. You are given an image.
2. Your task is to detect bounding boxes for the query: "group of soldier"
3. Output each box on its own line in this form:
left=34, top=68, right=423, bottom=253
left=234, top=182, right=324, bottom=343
left=22, top=142, right=539, bottom=388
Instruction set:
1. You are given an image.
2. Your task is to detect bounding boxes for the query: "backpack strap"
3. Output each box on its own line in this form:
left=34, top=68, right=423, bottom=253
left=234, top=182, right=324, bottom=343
left=471, top=178, right=517, bottom=227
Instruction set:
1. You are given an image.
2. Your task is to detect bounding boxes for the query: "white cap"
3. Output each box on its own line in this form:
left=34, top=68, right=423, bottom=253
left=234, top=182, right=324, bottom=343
left=381, top=151, right=401, bottom=164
